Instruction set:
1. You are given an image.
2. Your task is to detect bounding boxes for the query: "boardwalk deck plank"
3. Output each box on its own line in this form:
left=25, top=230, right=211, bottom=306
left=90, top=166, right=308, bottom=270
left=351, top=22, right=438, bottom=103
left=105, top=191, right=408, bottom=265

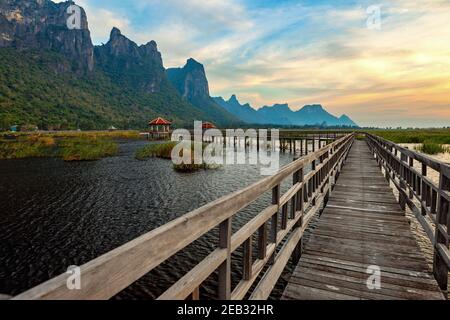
left=282, top=140, right=445, bottom=300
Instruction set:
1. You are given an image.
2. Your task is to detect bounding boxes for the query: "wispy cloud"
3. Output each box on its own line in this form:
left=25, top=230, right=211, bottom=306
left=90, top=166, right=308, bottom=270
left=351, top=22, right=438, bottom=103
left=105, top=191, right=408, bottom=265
left=69, top=0, right=450, bottom=127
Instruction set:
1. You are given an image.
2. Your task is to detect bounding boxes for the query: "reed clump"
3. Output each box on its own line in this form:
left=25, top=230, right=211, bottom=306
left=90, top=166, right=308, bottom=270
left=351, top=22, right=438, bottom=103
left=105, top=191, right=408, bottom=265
left=135, top=141, right=219, bottom=172
left=0, top=133, right=119, bottom=161
left=0, top=134, right=57, bottom=159
left=59, top=138, right=118, bottom=161
left=371, top=129, right=450, bottom=145
left=415, top=142, right=448, bottom=155
left=135, top=142, right=178, bottom=160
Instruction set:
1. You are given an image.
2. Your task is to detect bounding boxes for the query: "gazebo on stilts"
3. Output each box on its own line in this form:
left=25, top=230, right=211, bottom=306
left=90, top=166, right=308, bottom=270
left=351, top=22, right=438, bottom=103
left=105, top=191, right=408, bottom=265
left=148, top=117, right=172, bottom=140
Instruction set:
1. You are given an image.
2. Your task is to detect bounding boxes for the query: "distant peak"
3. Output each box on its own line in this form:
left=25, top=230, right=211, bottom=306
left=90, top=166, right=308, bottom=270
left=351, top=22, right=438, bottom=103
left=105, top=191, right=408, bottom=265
left=228, top=94, right=239, bottom=103
left=299, top=104, right=325, bottom=114
left=147, top=40, right=157, bottom=47
left=303, top=104, right=323, bottom=110
left=141, top=40, right=158, bottom=53
left=273, top=103, right=289, bottom=108
left=110, top=27, right=122, bottom=39
left=261, top=103, right=290, bottom=110
left=186, top=58, right=202, bottom=67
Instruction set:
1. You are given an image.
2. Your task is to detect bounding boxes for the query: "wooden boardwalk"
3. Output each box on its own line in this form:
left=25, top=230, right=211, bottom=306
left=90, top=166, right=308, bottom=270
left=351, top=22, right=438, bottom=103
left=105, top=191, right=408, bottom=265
left=282, top=140, right=445, bottom=300
left=11, top=134, right=448, bottom=300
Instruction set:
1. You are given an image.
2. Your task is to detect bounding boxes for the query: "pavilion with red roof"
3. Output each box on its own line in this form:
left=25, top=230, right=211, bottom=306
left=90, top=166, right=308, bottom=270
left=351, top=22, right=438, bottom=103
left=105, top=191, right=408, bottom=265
left=202, top=122, right=216, bottom=130
left=148, top=117, right=172, bottom=139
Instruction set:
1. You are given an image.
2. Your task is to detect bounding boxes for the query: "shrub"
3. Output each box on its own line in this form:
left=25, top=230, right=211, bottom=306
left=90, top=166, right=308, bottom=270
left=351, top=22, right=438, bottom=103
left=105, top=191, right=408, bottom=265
left=416, top=142, right=445, bottom=155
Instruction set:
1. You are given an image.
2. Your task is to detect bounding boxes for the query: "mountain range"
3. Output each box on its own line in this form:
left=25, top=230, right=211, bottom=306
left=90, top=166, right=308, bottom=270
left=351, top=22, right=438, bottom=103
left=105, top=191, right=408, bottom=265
left=213, top=95, right=357, bottom=127
left=0, top=0, right=358, bottom=130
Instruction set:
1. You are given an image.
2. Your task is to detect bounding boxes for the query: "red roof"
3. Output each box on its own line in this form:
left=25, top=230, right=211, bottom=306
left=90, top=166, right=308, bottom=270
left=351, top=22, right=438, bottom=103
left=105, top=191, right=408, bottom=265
left=202, top=122, right=216, bottom=129
left=149, top=117, right=172, bottom=125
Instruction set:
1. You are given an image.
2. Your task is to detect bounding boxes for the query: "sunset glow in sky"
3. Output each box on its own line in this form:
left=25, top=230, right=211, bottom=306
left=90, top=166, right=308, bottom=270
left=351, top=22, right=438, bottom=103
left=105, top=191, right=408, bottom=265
left=63, top=0, right=450, bottom=127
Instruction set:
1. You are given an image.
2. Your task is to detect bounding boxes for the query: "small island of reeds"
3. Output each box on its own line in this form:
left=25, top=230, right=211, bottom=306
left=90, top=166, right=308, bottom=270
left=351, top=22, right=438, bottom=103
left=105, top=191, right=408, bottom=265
left=135, top=141, right=220, bottom=172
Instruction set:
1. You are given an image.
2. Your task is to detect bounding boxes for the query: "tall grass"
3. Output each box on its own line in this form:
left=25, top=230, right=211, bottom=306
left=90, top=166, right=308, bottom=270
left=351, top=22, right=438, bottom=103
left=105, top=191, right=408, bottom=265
left=55, top=130, right=141, bottom=140
left=368, top=129, right=450, bottom=155
left=0, top=135, right=57, bottom=159
left=1, top=130, right=141, bottom=140
left=0, top=133, right=119, bottom=161
left=415, top=142, right=447, bottom=155
left=135, top=141, right=218, bottom=172
left=370, top=129, right=450, bottom=144
left=59, top=138, right=118, bottom=161
left=135, top=142, right=178, bottom=160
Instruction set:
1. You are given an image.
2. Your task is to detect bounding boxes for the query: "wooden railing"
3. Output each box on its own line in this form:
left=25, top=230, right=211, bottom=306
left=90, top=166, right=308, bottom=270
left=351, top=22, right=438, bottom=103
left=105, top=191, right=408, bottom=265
left=13, top=133, right=354, bottom=300
left=366, top=133, right=450, bottom=293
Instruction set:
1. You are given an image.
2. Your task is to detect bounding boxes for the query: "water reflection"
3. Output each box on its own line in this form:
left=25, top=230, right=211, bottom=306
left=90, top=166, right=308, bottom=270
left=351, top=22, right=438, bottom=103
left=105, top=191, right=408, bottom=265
left=0, top=140, right=296, bottom=298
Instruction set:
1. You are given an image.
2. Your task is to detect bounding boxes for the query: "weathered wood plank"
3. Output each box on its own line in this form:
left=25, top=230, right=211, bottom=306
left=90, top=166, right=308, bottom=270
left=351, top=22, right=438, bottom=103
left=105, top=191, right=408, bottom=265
left=282, top=140, right=445, bottom=300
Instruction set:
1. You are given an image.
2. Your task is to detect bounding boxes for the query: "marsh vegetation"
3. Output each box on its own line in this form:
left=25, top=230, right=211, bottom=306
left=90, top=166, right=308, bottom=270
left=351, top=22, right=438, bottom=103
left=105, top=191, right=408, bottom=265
left=135, top=141, right=219, bottom=172
left=0, top=131, right=140, bottom=161
left=368, top=129, right=450, bottom=155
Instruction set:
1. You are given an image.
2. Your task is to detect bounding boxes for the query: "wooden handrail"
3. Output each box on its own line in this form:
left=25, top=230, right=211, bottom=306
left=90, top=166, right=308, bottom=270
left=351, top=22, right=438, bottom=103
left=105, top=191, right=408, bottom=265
left=366, top=133, right=450, bottom=293
left=13, top=133, right=355, bottom=300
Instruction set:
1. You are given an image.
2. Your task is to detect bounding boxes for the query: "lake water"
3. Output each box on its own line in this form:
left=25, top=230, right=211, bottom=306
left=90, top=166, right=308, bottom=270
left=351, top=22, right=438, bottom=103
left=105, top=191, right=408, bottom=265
left=0, top=140, right=303, bottom=299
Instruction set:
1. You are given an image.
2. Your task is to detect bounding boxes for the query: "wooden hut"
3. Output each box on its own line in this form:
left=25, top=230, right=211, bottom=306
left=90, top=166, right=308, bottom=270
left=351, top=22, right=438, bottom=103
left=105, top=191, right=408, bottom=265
left=148, top=117, right=172, bottom=140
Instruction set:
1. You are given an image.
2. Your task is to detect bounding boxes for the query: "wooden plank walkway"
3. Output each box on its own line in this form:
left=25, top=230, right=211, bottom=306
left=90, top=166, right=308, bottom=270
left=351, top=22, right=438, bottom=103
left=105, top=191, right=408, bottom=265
left=282, top=140, right=445, bottom=300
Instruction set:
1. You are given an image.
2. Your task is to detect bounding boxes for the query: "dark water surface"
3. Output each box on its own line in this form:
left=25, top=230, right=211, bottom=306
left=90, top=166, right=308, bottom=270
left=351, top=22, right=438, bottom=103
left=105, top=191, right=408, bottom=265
left=0, top=140, right=300, bottom=299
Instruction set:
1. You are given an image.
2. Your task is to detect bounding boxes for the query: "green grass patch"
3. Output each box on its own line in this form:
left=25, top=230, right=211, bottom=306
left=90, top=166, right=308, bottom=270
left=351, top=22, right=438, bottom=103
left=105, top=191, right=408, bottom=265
left=365, top=129, right=450, bottom=155
left=135, top=142, right=178, bottom=160
left=415, top=142, right=447, bottom=155
left=58, top=138, right=118, bottom=161
left=0, top=135, right=57, bottom=159
left=135, top=141, right=219, bottom=172
left=368, top=129, right=450, bottom=144
left=0, top=133, right=119, bottom=161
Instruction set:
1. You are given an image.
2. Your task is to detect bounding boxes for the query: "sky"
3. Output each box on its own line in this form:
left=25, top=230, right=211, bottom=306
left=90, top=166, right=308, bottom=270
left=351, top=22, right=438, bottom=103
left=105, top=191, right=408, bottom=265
left=60, top=0, right=450, bottom=128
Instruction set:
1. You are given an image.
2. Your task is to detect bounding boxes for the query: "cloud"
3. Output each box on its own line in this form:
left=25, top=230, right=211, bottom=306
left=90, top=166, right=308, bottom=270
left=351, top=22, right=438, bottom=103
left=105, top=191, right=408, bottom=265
left=57, top=0, right=450, bottom=127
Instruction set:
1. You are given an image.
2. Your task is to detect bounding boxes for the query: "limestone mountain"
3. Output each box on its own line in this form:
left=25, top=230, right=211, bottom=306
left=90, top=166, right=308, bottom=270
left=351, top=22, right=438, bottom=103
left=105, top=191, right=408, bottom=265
left=213, top=95, right=264, bottom=124
left=94, top=28, right=165, bottom=93
left=167, top=58, right=241, bottom=126
left=214, top=95, right=358, bottom=127
left=167, top=58, right=210, bottom=100
left=0, top=0, right=94, bottom=72
left=338, top=114, right=357, bottom=127
left=258, top=103, right=294, bottom=125
left=0, top=0, right=357, bottom=129
left=0, top=0, right=241, bottom=129
left=293, top=104, right=350, bottom=126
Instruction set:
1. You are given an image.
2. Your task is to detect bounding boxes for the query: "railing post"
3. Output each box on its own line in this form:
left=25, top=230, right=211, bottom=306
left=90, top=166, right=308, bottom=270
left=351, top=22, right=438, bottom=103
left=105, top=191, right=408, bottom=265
left=385, top=163, right=391, bottom=182
left=258, top=224, right=268, bottom=260
left=218, top=218, right=232, bottom=300
left=311, top=159, right=317, bottom=206
left=190, top=287, right=200, bottom=300
left=399, top=153, right=407, bottom=211
left=292, top=168, right=304, bottom=264
left=433, top=169, right=450, bottom=291
left=270, top=184, right=280, bottom=264
left=408, top=158, right=414, bottom=199
left=290, top=162, right=299, bottom=221
left=242, top=237, right=252, bottom=281
left=324, top=152, right=331, bottom=205
left=421, top=164, right=428, bottom=215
